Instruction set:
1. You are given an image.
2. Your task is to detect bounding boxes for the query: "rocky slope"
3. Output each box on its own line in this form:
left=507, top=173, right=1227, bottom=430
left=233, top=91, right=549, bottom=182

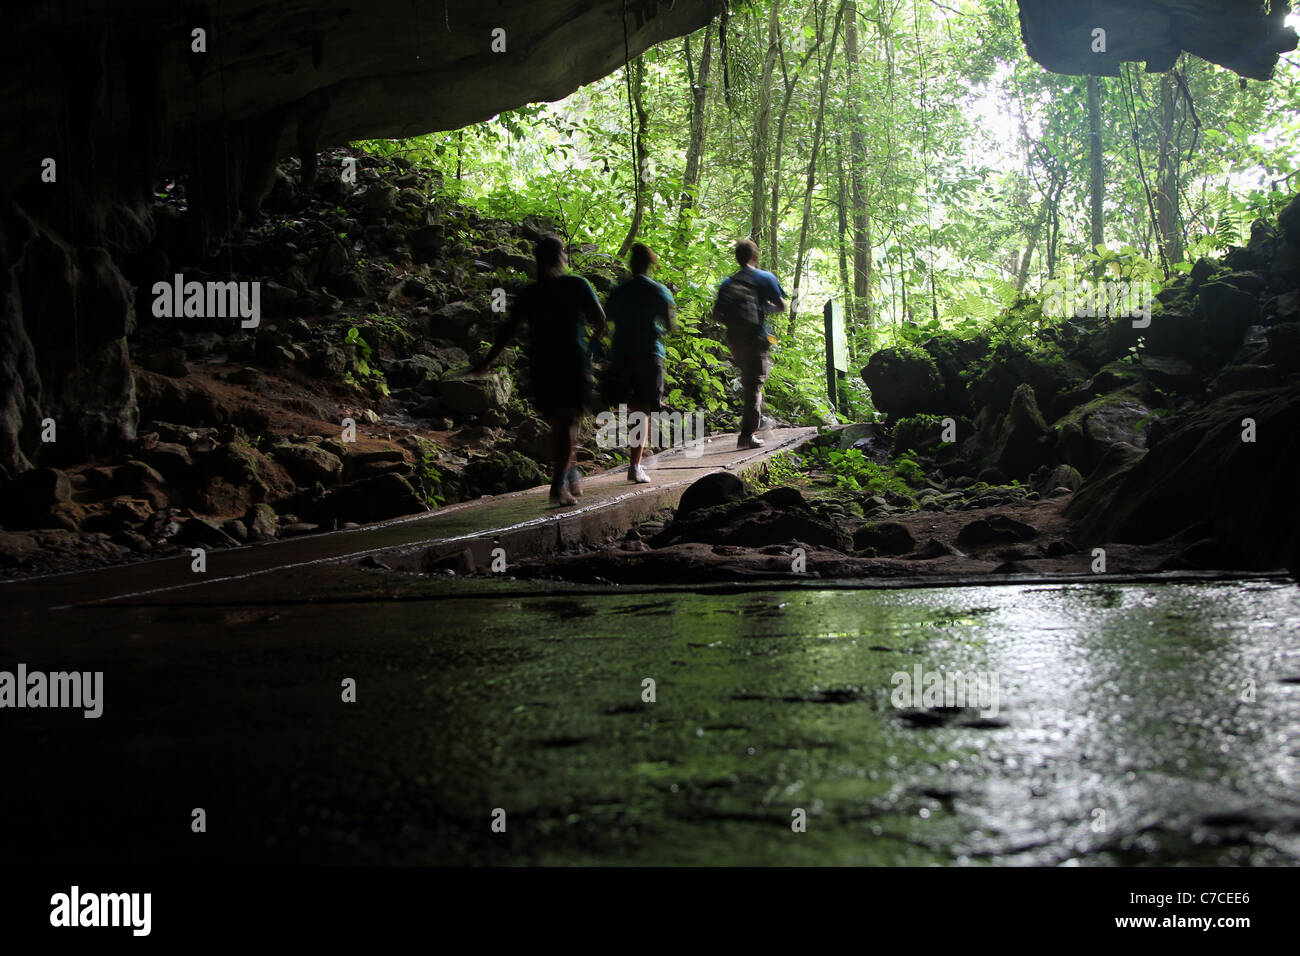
left=0, top=148, right=668, bottom=577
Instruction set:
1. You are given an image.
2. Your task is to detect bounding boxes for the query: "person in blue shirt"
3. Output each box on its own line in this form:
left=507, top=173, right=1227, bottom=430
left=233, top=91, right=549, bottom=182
left=604, top=243, right=677, bottom=483
left=712, top=239, right=787, bottom=448
left=473, top=235, right=605, bottom=506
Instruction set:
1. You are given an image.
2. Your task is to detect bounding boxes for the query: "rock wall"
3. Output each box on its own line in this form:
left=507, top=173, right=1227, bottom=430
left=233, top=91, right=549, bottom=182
left=1017, top=0, right=1297, bottom=79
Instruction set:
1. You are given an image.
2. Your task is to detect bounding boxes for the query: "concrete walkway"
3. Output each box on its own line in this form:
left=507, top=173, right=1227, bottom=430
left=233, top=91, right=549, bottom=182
left=1, top=427, right=818, bottom=613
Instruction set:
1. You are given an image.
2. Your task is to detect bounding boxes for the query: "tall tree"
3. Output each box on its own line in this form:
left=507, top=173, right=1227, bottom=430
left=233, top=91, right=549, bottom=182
left=679, top=22, right=714, bottom=234
left=1155, top=67, right=1185, bottom=263
left=618, top=55, right=648, bottom=258
left=844, top=0, right=872, bottom=331
left=768, top=9, right=823, bottom=269
left=750, top=0, right=781, bottom=248
left=788, top=0, right=844, bottom=334
left=1087, top=74, right=1105, bottom=253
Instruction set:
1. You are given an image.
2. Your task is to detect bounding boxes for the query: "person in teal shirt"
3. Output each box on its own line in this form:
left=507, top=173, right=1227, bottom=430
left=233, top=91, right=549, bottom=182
left=475, top=235, right=605, bottom=506
left=604, top=243, right=676, bottom=483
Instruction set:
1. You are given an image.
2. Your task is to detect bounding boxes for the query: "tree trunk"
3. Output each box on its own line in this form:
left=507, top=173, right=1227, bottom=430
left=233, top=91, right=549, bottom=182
left=1015, top=209, right=1043, bottom=292
left=845, top=0, right=872, bottom=332
left=750, top=0, right=781, bottom=248
left=618, top=56, right=648, bottom=258
left=835, top=134, right=855, bottom=362
left=1088, top=74, right=1104, bottom=254
left=1155, top=70, right=1184, bottom=263
left=788, top=1, right=843, bottom=336
left=679, top=22, right=714, bottom=232
left=768, top=18, right=822, bottom=270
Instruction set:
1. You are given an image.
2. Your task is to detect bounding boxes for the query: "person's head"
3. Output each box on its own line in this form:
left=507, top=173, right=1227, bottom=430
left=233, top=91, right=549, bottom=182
left=535, top=234, right=567, bottom=280
left=734, top=239, right=759, bottom=269
left=629, top=243, right=657, bottom=276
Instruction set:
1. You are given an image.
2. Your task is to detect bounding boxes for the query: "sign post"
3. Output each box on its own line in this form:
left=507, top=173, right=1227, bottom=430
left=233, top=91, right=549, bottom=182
left=824, top=298, right=848, bottom=415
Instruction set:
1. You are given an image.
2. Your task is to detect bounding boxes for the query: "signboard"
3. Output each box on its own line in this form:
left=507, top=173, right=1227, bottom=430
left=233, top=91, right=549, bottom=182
left=827, top=299, right=848, bottom=373
left=823, top=299, right=849, bottom=414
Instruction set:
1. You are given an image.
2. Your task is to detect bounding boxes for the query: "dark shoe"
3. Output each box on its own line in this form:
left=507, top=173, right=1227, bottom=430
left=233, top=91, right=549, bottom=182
left=566, top=465, right=583, bottom=498
left=737, top=434, right=765, bottom=449
left=550, top=483, right=577, bottom=506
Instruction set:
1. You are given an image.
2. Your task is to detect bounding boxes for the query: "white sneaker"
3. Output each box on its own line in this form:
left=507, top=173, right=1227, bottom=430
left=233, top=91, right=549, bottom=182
left=628, top=464, right=651, bottom=484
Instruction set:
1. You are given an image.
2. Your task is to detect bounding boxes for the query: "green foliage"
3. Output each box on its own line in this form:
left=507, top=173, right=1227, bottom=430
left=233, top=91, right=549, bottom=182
left=809, top=446, right=916, bottom=497
left=343, top=325, right=389, bottom=394
left=410, top=451, right=447, bottom=507
left=348, top=0, right=1300, bottom=428
left=753, top=450, right=804, bottom=490
left=894, top=453, right=925, bottom=486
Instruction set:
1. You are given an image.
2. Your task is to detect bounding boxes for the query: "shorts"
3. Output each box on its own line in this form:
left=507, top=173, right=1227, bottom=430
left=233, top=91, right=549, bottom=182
left=602, top=355, right=665, bottom=410
left=531, top=362, right=592, bottom=418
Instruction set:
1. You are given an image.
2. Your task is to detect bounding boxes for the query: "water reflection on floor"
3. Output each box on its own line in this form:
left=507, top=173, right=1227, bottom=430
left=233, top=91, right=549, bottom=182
left=419, top=581, right=1300, bottom=865
left=4, top=580, right=1297, bottom=865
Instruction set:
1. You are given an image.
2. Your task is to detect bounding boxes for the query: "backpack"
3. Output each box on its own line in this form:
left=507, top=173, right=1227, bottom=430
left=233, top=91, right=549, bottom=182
left=716, top=269, right=763, bottom=336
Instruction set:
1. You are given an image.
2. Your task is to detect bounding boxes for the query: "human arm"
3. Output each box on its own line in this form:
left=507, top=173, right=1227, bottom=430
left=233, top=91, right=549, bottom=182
left=472, top=312, right=523, bottom=374
left=761, top=273, right=790, bottom=313
left=585, top=286, right=607, bottom=344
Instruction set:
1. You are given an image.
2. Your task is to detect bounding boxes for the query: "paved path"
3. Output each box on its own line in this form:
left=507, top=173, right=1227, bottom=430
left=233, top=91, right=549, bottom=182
left=1, top=427, right=818, bottom=613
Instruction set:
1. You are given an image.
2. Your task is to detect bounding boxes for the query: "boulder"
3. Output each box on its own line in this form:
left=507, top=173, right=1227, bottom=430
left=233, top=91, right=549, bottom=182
left=361, top=185, right=398, bottom=218
left=970, top=342, right=1073, bottom=416
left=853, top=521, right=915, bottom=556
left=486, top=245, right=537, bottom=279
left=921, top=334, right=990, bottom=415
left=0, top=467, right=72, bottom=529
left=429, top=301, right=481, bottom=342
left=143, top=347, right=189, bottom=378
left=1067, top=382, right=1300, bottom=570
left=656, top=486, right=851, bottom=553
left=175, top=516, right=241, bottom=548
left=243, top=503, right=278, bottom=542
left=1044, top=463, right=1084, bottom=493
left=1198, top=280, right=1260, bottom=356
left=271, top=441, right=344, bottom=485
left=438, top=370, right=512, bottom=417
left=676, top=473, right=747, bottom=519
left=1054, top=387, right=1152, bottom=474
left=992, top=383, right=1053, bottom=479
left=314, top=473, right=426, bottom=524
left=891, top=414, right=953, bottom=457
left=1207, top=364, right=1281, bottom=400
left=1265, top=322, right=1300, bottom=372
left=111, top=460, right=169, bottom=509
left=138, top=441, right=193, bottom=479
left=956, top=514, right=1038, bottom=548
left=386, top=354, right=444, bottom=389
left=343, top=448, right=409, bottom=482
left=460, top=451, right=545, bottom=496
left=860, top=346, right=946, bottom=419
left=1140, top=355, right=1203, bottom=395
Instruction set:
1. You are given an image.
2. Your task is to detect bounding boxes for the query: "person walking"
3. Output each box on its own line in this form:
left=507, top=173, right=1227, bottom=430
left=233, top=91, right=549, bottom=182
left=603, top=243, right=677, bottom=483
left=473, top=235, right=605, bottom=506
left=712, top=239, right=787, bottom=448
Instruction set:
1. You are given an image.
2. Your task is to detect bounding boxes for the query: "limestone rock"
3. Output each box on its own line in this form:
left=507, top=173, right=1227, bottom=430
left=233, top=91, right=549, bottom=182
left=439, top=370, right=512, bottom=417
